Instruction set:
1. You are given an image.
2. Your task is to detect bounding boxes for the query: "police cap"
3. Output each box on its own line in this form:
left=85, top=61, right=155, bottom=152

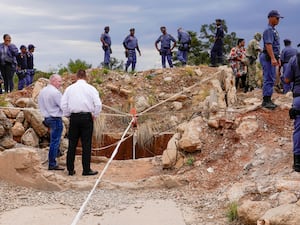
left=28, top=44, right=35, bottom=50
left=268, top=10, right=284, bottom=18
left=20, top=45, right=26, bottom=50
left=129, top=28, right=135, bottom=31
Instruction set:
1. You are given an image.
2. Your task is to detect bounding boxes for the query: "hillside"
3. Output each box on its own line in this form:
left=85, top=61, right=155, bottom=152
left=0, top=65, right=299, bottom=225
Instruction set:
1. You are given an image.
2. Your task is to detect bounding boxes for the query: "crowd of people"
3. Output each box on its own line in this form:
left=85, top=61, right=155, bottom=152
left=0, top=34, right=35, bottom=94
left=100, top=25, right=191, bottom=71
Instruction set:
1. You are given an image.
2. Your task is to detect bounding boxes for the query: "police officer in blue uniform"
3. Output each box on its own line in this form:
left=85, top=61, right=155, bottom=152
left=259, top=10, right=283, bottom=109
left=284, top=52, right=300, bottom=172
left=210, top=19, right=224, bottom=67
left=123, top=28, right=141, bottom=72
left=155, top=26, right=176, bottom=68
left=27, top=44, right=35, bottom=84
left=100, top=26, right=111, bottom=69
left=177, top=27, right=191, bottom=66
left=280, top=39, right=297, bottom=94
left=16, top=45, right=29, bottom=90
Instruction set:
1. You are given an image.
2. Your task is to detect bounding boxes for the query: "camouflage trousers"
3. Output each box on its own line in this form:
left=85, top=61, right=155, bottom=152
left=246, top=63, right=257, bottom=89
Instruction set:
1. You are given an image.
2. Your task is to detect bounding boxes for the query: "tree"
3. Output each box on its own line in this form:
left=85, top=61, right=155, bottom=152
left=67, top=59, right=92, bottom=73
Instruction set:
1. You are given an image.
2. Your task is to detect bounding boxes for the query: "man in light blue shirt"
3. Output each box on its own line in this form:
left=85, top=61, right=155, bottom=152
left=38, top=74, right=64, bottom=171
left=177, top=27, right=191, bottom=66
left=100, top=26, right=111, bottom=69
left=155, top=26, right=176, bottom=68
left=123, top=28, right=141, bottom=72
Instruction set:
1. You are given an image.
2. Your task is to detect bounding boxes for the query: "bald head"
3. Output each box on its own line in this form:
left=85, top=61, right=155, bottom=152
left=49, top=74, right=62, bottom=89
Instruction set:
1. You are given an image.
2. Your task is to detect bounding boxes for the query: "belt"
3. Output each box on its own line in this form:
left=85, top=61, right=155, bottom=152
left=71, top=112, right=91, bottom=116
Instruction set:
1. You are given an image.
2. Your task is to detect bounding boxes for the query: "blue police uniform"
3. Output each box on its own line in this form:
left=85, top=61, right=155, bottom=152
left=155, top=33, right=176, bottom=68
left=27, top=44, right=35, bottom=84
left=16, top=47, right=30, bottom=90
left=100, top=30, right=111, bottom=68
left=210, top=24, right=224, bottom=66
left=283, top=54, right=300, bottom=171
left=280, top=45, right=297, bottom=93
left=0, top=42, right=18, bottom=92
left=177, top=29, right=191, bottom=65
left=123, top=34, right=140, bottom=72
left=259, top=24, right=280, bottom=108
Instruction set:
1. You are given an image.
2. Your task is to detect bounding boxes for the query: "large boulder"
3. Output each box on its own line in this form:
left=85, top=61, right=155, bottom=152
left=23, top=109, right=48, bottom=137
left=21, top=128, right=39, bottom=147
left=178, top=116, right=204, bottom=152
left=262, top=203, right=300, bottom=225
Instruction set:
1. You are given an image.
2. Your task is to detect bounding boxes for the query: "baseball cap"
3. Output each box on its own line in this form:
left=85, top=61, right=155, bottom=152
left=28, top=44, right=35, bottom=50
left=268, top=10, right=284, bottom=18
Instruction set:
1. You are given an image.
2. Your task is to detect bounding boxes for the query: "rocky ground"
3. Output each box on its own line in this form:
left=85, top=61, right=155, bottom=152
left=0, top=65, right=299, bottom=225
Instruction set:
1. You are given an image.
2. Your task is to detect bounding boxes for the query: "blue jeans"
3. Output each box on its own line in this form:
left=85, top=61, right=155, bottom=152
left=44, top=117, right=63, bottom=168
left=260, top=53, right=276, bottom=97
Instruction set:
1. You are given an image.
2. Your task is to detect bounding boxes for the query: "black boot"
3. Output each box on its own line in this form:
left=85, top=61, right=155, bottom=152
left=262, top=96, right=277, bottom=109
left=235, top=77, right=240, bottom=89
left=294, top=154, right=300, bottom=172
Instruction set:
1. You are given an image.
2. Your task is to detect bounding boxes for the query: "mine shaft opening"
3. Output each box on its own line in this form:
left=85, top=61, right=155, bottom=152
left=75, top=133, right=174, bottom=160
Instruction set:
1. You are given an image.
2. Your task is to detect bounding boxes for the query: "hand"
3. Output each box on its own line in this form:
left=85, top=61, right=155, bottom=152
left=271, top=58, right=279, bottom=66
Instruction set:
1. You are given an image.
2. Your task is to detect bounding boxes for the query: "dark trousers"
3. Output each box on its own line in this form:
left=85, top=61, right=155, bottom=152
left=210, top=41, right=223, bottom=65
left=0, top=64, right=15, bottom=92
left=67, top=113, right=93, bottom=173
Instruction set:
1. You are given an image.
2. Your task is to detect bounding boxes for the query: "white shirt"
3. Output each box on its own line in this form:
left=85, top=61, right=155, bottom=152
left=38, top=84, right=63, bottom=118
left=61, top=79, right=102, bottom=117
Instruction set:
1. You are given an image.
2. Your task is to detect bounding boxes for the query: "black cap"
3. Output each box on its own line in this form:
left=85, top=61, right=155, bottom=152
left=104, top=26, right=109, bottom=30
left=28, top=44, right=35, bottom=50
left=215, top=19, right=222, bottom=22
left=20, top=45, right=26, bottom=50
left=283, top=39, right=291, bottom=46
left=130, top=28, right=135, bottom=31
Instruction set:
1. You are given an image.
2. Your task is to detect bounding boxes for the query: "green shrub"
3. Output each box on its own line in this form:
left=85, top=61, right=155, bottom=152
left=226, top=202, right=238, bottom=222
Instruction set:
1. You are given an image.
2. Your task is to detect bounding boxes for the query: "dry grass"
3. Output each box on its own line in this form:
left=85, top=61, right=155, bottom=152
left=136, top=120, right=157, bottom=150
left=93, top=114, right=107, bottom=144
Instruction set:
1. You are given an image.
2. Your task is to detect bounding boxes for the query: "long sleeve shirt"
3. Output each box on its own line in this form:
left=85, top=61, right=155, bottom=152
left=38, top=84, right=63, bottom=118
left=61, top=79, right=102, bottom=117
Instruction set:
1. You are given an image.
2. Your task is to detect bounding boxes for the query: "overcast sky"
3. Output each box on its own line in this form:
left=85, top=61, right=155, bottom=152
left=0, top=0, right=299, bottom=72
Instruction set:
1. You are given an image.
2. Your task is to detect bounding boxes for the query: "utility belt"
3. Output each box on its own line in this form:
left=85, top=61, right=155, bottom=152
left=16, top=69, right=28, bottom=79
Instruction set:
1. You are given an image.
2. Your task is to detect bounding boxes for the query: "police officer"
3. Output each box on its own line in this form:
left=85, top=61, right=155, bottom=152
left=280, top=39, right=297, bottom=94
left=210, top=19, right=224, bottom=67
left=123, top=28, right=141, bottom=72
left=259, top=10, right=283, bottom=109
left=100, top=26, right=111, bottom=69
left=177, top=27, right=191, bottom=66
left=16, top=45, right=29, bottom=90
left=155, top=26, right=176, bottom=68
left=246, top=32, right=262, bottom=92
left=0, top=34, right=18, bottom=93
left=27, top=44, right=35, bottom=84
left=283, top=52, right=300, bottom=172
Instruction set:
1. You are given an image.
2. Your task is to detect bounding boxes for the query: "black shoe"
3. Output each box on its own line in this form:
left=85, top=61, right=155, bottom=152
left=82, top=170, right=98, bottom=176
left=48, top=165, right=65, bottom=171
left=262, top=101, right=277, bottom=109
left=68, top=170, right=76, bottom=176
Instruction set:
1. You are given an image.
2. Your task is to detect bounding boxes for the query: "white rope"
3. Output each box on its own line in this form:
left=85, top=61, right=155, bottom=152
left=70, top=117, right=134, bottom=225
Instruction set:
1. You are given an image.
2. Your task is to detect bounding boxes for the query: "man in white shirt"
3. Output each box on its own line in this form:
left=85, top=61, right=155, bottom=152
left=38, top=74, right=64, bottom=171
left=61, top=69, right=102, bottom=176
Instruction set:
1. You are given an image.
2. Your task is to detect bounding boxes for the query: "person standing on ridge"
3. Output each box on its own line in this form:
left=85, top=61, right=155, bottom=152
left=155, top=26, right=176, bottom=68
left=177, top=27, right=191, bottom=66
left=260, top=10, right=283, bottom=109
left=27, top=44, right=35, bottom=84
left=100, top=26, right=112, bottom=69
left=210, top=19, right=224, bottom=67
left=123, top=28, right=141, bottom=72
